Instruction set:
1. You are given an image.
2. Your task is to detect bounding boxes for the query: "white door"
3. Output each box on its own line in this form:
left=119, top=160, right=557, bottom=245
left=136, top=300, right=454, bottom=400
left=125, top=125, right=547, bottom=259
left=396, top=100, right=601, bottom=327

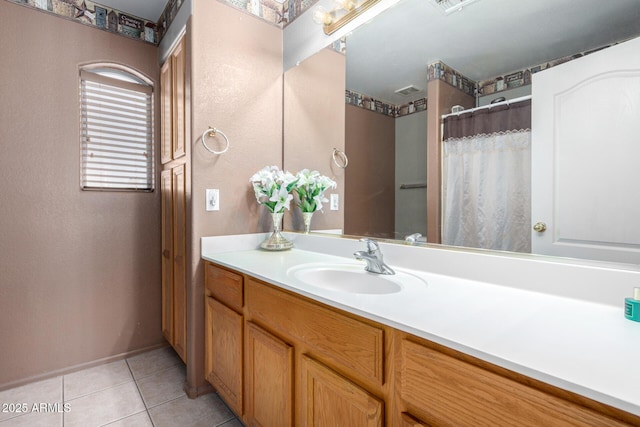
left=531, top=36, right=640, bottom=264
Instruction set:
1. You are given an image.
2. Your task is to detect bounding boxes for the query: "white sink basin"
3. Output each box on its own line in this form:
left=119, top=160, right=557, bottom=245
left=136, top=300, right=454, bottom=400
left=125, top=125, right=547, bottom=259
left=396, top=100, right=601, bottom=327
left=286, top=262, right=427, bottom=295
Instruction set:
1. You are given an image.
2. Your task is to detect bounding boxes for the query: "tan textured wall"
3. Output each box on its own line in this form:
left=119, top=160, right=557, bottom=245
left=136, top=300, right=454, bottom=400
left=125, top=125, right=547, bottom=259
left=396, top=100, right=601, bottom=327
left=0, top=2, right=163, bottom=389
left=283, top=48, right=346, bottom=232
left=187, top=0, right=283, bottom=393
left=426, top=79, right=474, bottom=243
left=344, top=105, right=395, bottom=238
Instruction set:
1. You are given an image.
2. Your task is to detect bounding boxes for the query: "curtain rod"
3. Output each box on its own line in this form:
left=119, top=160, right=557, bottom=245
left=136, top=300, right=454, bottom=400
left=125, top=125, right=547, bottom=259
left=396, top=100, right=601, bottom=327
left=441, top=95, right=532, bottom=120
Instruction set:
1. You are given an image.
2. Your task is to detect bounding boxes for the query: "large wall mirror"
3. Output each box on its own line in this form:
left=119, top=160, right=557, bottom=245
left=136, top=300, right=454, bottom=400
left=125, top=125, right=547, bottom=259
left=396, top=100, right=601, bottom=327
left=283, top=0, right=640, bottom=265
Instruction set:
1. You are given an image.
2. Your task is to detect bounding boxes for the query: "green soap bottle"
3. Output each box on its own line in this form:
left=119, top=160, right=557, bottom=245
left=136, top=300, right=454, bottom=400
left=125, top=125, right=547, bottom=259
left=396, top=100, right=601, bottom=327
left=625, top=287, right=640, bottom=322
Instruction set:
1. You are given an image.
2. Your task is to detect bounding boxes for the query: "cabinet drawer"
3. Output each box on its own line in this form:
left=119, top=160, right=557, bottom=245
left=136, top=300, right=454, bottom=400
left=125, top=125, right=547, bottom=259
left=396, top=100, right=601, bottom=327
left=205, top=263, right=243, bottom=311
left=246, top=278, right=384, bottom=385
left=399, top=339, right=628, bottom=427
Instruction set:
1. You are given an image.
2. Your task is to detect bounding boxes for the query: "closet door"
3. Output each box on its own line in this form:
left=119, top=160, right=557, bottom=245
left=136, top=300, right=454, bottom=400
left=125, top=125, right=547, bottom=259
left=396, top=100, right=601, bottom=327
left=172, top=163, right=187, bottom=362
left=172, top=36, right=186, bottom=160
left=160, top=169, right=173, bottom=342
left=531, top=36, right=640, bottom=263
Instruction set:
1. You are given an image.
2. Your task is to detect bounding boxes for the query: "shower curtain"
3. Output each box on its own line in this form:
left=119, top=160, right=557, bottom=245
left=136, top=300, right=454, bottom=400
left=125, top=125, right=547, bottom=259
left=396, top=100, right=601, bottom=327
left=442, top=100, right=531, bottom=253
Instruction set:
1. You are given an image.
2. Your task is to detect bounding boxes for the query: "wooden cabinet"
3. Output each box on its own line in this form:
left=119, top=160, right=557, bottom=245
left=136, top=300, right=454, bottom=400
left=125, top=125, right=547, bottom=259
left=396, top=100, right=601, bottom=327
left=204, top=262, right=388, bottom=426
left=160, top=169, right=173, bottom=343
left=300, top=354, right=383, bottom=427
left=245, top=321, right=293, bottom=427
left=205, top=296, right=243, bottom=415
left=397, top=337, right=633, bottom=427
left=161, top=164, right=186, bottom=363
left=160, top=34, right=186, bottom=164
left=171, top=164, right=187, bottom=361
left=160, top=60, right=172, bottom=164
left=205, top=262, right=243, bottom=311
left=203, top=261, right=640, bottom=427
left=160, top=33, right=188, bottom=364
left=204, top=265, right=244, bottom=415
left=245, top=276, right=386, bottom=426
left=245, top=277, right=384, bottom=387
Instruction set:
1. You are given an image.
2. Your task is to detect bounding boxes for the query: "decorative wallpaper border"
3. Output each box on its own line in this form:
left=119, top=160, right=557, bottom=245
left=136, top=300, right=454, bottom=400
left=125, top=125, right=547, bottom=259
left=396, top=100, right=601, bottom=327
left=157, top=0, right=185, bottom=41
left=10, top=0, right=624, bottom=98
left=427, top=61, right=477, bottom=98
left=422, top=42, right=622, bottom=100
left=8, top=0, right=159, bottom=44
left=345, top=89, right=427, bottom=118
left=8, top=0, right=320, bottom=46
left=284, top=0, right=318, bottom=26
left=476, top=43, right=616, bottom=96
left=157, top=0, right=319, bottom=40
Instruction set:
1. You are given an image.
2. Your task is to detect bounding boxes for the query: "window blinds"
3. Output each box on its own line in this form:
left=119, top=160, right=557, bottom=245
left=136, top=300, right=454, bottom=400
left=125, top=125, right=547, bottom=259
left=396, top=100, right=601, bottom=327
left=80, top=70, right=153, bottom=191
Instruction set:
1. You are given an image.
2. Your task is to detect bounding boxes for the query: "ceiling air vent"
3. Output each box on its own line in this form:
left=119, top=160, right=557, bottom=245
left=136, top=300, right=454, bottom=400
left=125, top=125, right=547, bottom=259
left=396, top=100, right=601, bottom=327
left=395, top=85, right=421, bottom=96
left=434, top=0, right=482, bottom=14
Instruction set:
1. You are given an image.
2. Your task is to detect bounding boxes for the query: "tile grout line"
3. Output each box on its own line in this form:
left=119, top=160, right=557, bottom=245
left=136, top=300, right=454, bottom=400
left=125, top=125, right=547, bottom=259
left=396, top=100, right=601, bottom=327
left=209, top=392, right=243, bottom=427
left=62, top=375, right=65, bottom=427
left=125, top=357, right=155, bottom=427
left=97, top=409, right=150, bottom=427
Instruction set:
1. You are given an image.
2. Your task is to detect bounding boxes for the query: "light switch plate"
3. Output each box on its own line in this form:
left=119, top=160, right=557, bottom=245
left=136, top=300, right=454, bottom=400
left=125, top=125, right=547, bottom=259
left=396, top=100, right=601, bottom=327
left=330, top=193, right=339, bottom=210
left=206, top=189, right=219, bottom=211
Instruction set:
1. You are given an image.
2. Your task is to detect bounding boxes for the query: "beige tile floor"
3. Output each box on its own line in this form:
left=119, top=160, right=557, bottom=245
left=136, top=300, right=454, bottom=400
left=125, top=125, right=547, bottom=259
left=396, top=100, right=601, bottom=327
left=0, top=347, right=243, bottom=427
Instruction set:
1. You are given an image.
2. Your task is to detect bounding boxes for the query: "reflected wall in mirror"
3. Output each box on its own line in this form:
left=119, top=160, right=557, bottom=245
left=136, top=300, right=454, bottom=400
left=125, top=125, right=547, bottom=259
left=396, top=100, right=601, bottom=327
left=283, top=0, right=640, bottom=264
left=343, top=98, right=427, bottom=240
left=283, top=48, right=346, bottom=234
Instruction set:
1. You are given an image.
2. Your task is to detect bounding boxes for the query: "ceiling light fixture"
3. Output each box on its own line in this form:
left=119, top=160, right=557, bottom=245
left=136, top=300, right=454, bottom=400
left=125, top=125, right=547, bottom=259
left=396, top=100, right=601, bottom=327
left=313, top=0, right=381, bottom=35
left=395, top=85, right=421, bottom=96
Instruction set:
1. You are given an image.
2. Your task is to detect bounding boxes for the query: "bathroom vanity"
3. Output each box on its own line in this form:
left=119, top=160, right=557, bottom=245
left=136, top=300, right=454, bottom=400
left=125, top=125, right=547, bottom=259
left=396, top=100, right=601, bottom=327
left=202, top=233, right=640, bottom=426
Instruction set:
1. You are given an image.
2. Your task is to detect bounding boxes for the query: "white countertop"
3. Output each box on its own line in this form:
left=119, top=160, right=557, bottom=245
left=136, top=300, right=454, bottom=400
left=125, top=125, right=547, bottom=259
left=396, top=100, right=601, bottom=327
left=201, top=233, right=640, bottom=417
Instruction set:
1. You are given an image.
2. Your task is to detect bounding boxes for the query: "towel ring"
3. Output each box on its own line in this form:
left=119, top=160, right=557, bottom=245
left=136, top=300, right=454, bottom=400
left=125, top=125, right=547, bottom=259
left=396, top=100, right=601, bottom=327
left=201, top=127, right=230, bottom=154
left=332, top=148, right=348, bottom=169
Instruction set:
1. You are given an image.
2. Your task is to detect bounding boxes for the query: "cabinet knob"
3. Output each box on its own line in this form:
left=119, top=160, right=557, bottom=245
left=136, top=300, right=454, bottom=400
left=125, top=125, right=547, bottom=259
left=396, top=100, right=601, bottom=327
left=162, top=249, right=171, bottom=258
left=533, top=222, right=547, bottom=233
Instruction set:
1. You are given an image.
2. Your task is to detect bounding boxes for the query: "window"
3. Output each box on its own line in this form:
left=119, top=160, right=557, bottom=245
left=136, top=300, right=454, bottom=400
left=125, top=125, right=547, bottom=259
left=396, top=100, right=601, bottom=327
left=80, top=65, right=154, bottom=191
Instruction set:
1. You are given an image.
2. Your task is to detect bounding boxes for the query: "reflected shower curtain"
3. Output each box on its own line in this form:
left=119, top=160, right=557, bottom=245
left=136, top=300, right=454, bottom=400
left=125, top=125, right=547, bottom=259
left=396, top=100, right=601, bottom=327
left=442, top=100, right=531, bottom=253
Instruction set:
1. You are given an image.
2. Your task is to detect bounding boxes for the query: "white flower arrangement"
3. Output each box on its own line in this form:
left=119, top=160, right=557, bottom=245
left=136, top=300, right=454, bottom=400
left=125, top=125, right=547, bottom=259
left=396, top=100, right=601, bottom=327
left=294, top=169, right=337, bottom=213
left=249, top=166, right=298, bottom=213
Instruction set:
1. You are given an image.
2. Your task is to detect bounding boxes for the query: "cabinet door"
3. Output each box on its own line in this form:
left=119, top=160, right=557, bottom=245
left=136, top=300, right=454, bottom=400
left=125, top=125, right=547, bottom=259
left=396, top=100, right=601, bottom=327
left=205, top=297, right=243, bottom=416
left=160, top=59, right=172, bottom=164
left=300, top=355, right=383, bottom=427
left=245, top=322, right=293, bottom=427
left=172, top=36, right=186, bottom=160
left=160, top=169, right=173, bottom=342
left=172, top=164, right=186, bottom=362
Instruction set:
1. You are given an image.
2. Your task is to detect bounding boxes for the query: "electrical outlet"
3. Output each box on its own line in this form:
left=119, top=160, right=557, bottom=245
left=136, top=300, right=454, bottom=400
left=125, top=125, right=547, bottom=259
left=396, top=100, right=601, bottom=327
left=330, top=193, right=339, bottom=211
left=206, top=189, right=219, bottom=211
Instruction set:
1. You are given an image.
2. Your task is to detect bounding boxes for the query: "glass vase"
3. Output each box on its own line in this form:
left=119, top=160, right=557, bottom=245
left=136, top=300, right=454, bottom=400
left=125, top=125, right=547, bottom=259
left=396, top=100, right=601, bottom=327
left=260, top=211, right=293, bottom=251
left=302, top=211, right=314, bottom=234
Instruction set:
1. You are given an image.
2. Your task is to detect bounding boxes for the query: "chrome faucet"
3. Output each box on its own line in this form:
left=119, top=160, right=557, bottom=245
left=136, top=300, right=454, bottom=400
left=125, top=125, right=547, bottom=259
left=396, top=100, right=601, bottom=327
left=405, top=233, right=423, bottom=244
left=353, top=238, right=395, bottom=275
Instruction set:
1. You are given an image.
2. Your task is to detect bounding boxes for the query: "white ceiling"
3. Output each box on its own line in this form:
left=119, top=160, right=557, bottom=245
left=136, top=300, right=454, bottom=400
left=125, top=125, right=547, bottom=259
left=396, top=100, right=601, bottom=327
left=94, top=0, right=640, bottom=107
left=98, top=0, right=167, bottom=22
left=346, top=0, right=640, bottom=105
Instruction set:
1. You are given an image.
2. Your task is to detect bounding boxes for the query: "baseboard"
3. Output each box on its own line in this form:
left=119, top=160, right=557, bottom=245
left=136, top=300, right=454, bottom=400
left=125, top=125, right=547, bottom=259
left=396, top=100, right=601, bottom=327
left=0, top=341, right=169, bottom=392
left=183, top=380, right=214, bottom=399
